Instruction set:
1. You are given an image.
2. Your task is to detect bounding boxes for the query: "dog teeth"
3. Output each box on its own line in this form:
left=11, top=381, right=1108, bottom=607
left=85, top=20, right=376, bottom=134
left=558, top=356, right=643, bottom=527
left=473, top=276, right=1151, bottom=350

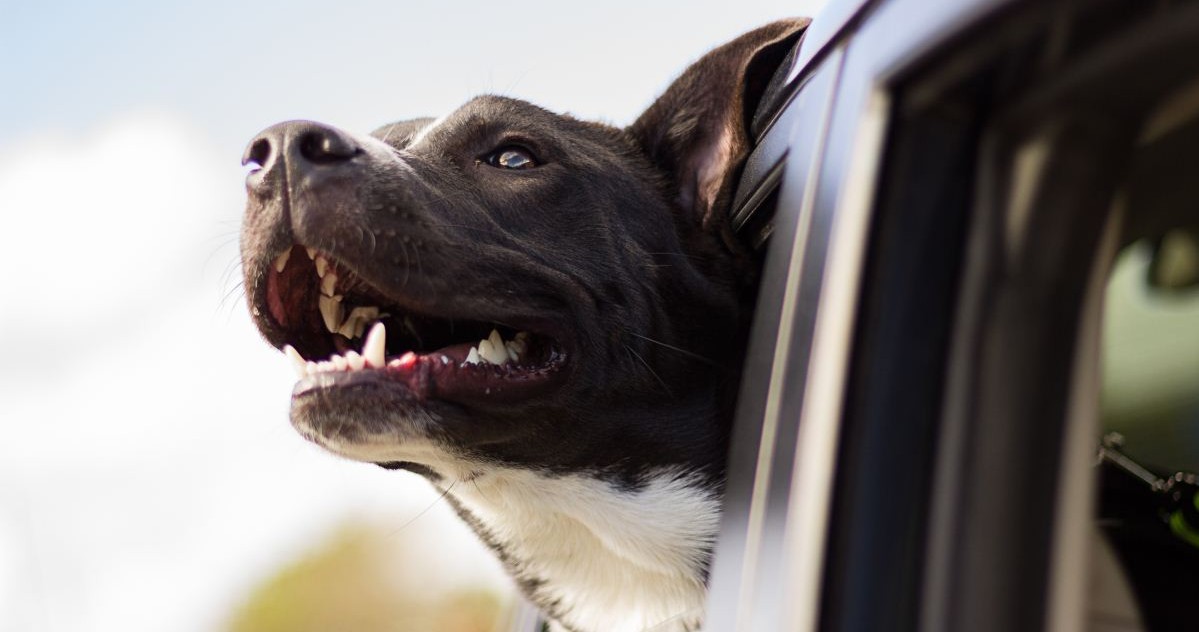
left=306, top=247, right=317, bottom=260
left=288, top=324, right=533, bottom=376
left=362, top=322, right=386, bottom=367
left=320, top=270, right=338, bottom=296
left=464, top=329, right=531, bottom=366
left=283, top=345, right=307, bottom=378
left=273, top=249, right=291, bottom=273
left=318, top=295, right=345, bottom=333
left=464, top=347, right=482, bottom=365
left=315, top=255, right=330, bottom=278
left=477, top=339, right=500, bottom=364
left=477, top=329, right=510, bottom=365
left=337, top=306, right=380, bottom=339
left=344, top=351, right=365, bottom=371
left=288, top=341, right=389, bottom=379
left=506, top=332, right=529, bottom=361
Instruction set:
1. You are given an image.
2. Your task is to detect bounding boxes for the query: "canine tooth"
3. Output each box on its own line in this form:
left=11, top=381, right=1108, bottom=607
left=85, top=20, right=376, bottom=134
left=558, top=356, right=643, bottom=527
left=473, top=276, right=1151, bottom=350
left=465, top=347, right=481, bottom=365
left=320, top=271, right=337, bottom=296
left=306, top=247, right=317, bottom=260
left=319, top=295, right=345, bottom=333
left=315, top=256, right=329, bottom=278
left=273, top=250, right=292, bottom=273
left=362, top=322, right=386, bottom=368
left=345, top=351, right=366, bottom=371
left=488, top=329, right=504, bottom=349
left=336, top=306, right=380, bottom=339
left=478, top=338, right=508, bottom=365
left=283, top=345, right=307, bottom=377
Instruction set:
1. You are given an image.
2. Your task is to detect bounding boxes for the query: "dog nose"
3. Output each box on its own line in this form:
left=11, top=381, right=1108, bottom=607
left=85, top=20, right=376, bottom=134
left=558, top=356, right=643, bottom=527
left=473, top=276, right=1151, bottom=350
left=243, top=121, right=360, bottom=193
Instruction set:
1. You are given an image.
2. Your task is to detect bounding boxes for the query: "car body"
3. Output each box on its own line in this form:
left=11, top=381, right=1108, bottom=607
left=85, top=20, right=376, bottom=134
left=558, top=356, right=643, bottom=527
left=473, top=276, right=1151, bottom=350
left=519, top=0, right=1199, bottom=629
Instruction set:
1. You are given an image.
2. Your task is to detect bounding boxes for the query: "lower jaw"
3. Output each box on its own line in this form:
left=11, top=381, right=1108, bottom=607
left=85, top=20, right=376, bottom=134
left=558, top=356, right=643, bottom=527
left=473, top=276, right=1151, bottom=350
left=292, top=346, right=568, bottom=406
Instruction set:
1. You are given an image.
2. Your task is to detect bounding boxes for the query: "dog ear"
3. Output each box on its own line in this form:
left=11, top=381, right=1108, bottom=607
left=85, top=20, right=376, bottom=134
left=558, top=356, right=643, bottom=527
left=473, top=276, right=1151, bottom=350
left=628, top=19, right=810, bottom=233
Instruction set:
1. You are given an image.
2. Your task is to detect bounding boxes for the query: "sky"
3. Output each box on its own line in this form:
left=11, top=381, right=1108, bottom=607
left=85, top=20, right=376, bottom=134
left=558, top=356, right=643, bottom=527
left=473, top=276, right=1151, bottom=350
left=0, top=1, right=828, bottom=630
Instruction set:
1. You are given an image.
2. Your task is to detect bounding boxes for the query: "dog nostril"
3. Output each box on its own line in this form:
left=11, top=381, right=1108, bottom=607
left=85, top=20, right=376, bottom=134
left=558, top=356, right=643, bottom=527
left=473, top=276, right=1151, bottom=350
left=243, top=138, right=273, bottom=172
left=298, top=129, right=359, bottom=165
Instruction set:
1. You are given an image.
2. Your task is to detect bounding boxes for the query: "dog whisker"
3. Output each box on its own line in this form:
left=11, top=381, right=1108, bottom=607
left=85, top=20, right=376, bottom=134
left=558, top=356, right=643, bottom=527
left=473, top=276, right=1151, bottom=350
left=218, top=255, right=243, bottom=287
left=645, top=251, right=706, bottom=261
left=204, top=237, right=242, bottom=280
left=217, top=280, right=246, bottom=313
left=205, top=227, right=239, bottom=242
left=387, top=479, right=458, bottom=536
left=625, top=331, right=720, bottom=367
left=624, top=344, right=674, bottom=397
left=641, top=605, right=704, bottom=631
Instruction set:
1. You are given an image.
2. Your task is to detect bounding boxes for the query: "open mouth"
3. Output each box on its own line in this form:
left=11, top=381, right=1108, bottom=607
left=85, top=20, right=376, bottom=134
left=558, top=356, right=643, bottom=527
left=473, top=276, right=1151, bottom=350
left=259, top=244, right=567, bottom=402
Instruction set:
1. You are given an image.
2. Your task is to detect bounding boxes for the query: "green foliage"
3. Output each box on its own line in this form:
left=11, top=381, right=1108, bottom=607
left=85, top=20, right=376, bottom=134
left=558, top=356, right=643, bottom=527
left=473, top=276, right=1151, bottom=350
left=226, top=522, right=503, bottom=632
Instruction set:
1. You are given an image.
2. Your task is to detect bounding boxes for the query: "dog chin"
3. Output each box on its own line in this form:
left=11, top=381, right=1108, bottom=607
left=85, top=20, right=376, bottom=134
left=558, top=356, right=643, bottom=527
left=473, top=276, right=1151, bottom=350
left=288, top=374, right=443, bottom=455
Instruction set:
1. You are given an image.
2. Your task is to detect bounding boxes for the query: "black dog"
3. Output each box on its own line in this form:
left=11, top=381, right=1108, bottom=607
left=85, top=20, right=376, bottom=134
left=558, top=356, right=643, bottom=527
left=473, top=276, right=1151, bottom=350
left=240, top=19, right=808, bottom=632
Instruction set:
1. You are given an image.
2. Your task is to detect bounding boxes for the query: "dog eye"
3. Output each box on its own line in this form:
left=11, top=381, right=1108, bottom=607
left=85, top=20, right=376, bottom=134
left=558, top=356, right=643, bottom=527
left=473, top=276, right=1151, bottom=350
left=486, top=146, right=539, bottom=169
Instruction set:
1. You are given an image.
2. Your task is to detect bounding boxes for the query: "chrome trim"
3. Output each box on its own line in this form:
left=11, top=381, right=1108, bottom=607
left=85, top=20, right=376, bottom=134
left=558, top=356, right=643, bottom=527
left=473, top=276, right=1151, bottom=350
left=1043, top=196, right=1123, bottom=632
left=703, top=49, right=844, bottom=632
left=779, top=76, right=892, bottom=632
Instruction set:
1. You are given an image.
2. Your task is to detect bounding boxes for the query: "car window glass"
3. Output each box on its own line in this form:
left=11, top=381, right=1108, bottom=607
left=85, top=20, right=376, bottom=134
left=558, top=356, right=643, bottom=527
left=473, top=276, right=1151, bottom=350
left=1102, top=233, right=1199, bottom=471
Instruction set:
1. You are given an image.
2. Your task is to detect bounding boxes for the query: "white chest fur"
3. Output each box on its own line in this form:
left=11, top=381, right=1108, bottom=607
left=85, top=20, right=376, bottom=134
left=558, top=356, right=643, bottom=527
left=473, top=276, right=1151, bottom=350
left=445, top=468, right=721, bottom=632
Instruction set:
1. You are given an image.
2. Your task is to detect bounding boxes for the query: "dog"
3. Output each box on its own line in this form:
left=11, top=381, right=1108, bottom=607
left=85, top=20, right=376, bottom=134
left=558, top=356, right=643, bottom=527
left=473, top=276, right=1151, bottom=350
left=240, top=19, right=809, bottom=632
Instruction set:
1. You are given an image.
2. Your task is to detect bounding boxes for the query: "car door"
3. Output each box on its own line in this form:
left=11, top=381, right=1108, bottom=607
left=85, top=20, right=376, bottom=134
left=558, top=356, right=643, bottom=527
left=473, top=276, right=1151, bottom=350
left=708, top=1, right=1199, bottom=631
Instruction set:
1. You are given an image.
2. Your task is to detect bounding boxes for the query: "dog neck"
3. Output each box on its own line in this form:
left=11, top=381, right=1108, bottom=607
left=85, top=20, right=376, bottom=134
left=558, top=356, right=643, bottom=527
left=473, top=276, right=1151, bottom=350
left=442, top=467, right=720, bottom=632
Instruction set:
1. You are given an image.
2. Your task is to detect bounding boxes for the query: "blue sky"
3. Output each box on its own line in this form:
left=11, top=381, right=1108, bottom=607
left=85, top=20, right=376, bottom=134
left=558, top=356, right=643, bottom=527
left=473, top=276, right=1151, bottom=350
left=0, top=1, right=827, bottom=629
left=2, top=0, right=819, bottom=151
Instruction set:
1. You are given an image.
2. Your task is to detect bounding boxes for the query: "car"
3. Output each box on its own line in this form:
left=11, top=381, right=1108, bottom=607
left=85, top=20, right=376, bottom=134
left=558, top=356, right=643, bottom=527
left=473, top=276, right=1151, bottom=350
left=517, top=0, right=1199, bottom=629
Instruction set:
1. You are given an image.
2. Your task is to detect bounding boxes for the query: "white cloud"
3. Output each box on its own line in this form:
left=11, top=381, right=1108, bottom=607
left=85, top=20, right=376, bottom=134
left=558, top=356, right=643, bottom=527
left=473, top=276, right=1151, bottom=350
left=0, top=112, right=225, bottom=330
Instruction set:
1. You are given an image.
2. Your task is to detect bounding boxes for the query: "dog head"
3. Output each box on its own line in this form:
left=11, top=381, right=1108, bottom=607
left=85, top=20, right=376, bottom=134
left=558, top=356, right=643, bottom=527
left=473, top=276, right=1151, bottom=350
left=240, top=18, right=808, bottom=490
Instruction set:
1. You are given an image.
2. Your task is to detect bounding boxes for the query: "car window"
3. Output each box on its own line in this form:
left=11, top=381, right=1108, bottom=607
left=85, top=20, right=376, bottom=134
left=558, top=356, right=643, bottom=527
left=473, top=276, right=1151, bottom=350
left=1102, top=236, right=1199, bottom=472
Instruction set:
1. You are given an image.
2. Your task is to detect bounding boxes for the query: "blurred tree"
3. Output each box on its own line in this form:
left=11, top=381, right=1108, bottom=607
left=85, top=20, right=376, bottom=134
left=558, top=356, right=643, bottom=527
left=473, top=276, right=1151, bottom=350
left=226, top=522, right=503, bottom=632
